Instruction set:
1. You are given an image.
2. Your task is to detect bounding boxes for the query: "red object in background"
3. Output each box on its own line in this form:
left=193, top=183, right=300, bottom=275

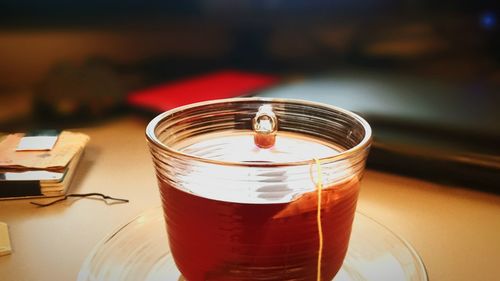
left=127, top=70, right=279, bottom=112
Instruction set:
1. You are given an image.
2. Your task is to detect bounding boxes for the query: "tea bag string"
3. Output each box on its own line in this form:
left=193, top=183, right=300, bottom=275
left=313, top=158, right=324, bottom=281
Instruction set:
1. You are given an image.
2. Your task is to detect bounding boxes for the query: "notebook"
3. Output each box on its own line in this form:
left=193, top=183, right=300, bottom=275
left=0, top=131, right=89, bottom=199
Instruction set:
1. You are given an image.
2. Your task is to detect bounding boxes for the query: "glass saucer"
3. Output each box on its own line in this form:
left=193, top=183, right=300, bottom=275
left=78, top=207, right=427, bottom=281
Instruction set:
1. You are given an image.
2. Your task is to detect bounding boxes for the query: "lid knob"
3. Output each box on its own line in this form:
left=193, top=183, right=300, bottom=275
left=252, top=104, right=278, bottom=149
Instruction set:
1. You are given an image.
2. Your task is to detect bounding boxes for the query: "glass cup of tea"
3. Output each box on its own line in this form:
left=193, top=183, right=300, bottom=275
left=146, top=98, right=372, bottom=281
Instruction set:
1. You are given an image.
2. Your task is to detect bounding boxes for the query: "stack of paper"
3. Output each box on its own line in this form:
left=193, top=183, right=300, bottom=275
left=0, top=131, right=89, bottom=199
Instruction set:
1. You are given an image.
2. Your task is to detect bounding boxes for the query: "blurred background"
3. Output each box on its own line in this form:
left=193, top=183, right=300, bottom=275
left=0, top=0, right=498, bottom=190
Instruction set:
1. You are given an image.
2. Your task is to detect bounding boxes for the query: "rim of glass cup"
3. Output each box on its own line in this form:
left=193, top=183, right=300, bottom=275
left=146, top=97, right=372, bottom=167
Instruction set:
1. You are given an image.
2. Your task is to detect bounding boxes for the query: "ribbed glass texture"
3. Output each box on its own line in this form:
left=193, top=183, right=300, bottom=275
left=146, top=98, right=372, bottom=281
left=147, top=98, right=371, bottom=203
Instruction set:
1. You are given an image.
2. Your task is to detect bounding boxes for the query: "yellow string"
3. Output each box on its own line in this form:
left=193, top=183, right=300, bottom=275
left=314, top=158, right=324, bottom=281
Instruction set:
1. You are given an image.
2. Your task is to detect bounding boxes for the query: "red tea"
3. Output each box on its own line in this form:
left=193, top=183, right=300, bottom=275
left=147, top=100, right=371, bottom=280
left=160, top=177, right=359, bottom=281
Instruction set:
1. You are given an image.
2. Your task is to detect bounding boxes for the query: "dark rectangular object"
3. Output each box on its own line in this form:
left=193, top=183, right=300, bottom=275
left=0, top=180, right=42, bottom=198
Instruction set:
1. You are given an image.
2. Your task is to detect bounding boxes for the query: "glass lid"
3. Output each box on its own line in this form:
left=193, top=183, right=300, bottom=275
left=146, top=98, right=372, bottom=167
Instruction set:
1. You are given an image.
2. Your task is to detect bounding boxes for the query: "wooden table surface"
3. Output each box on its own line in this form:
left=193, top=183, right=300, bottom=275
left=1, top=116, right=499, bottom=281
